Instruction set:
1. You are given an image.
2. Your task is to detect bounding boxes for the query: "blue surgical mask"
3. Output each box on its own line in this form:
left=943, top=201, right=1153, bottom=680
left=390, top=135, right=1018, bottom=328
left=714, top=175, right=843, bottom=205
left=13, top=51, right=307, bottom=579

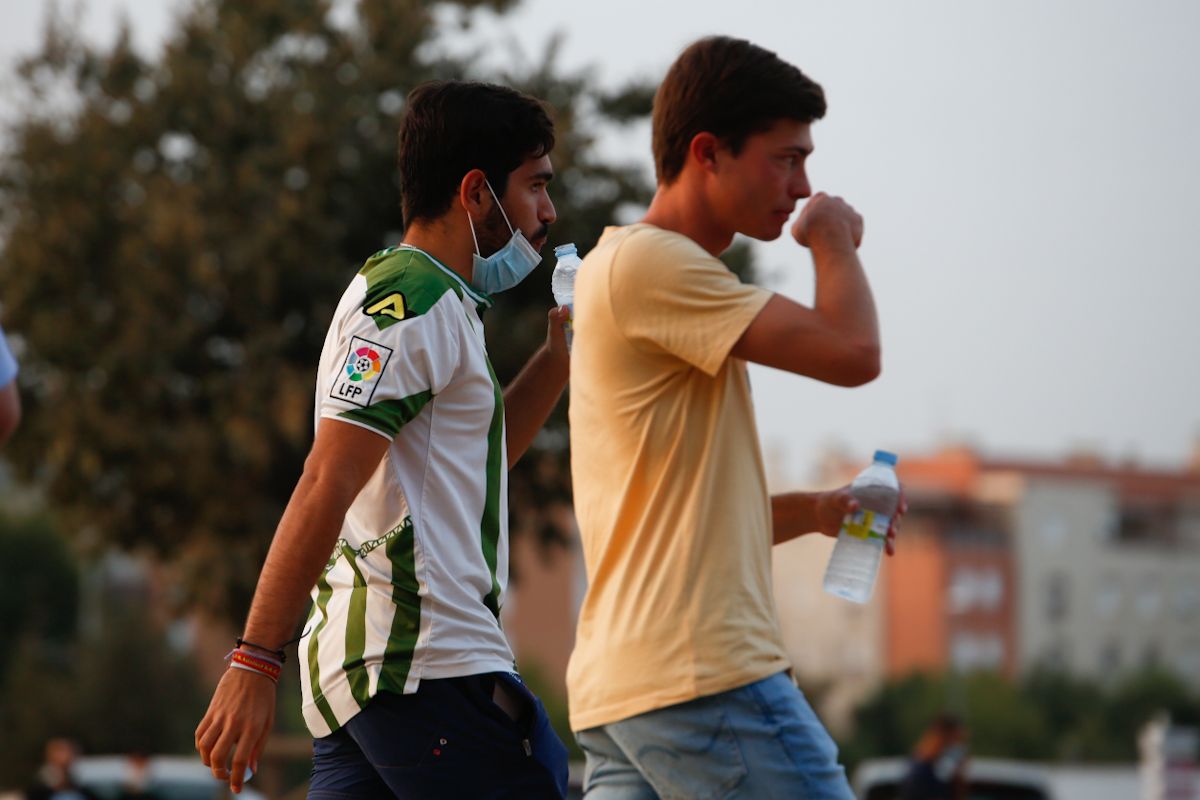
left=468, top=180, right=542, bottom=295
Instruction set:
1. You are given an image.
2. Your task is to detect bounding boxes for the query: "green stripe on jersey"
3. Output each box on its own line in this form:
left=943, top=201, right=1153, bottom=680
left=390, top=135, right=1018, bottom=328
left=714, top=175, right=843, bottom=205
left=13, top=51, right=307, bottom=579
left=378, top=517, right=421, bottom=695
left=341, top=542, right=370, bottom=708
left=480, top=358, right=504, bottom=618
left=359, top=247, right=489, bottom=331
left=337, top=391, right=434, bottom=437
left=306, top=568, right=341, bottom=731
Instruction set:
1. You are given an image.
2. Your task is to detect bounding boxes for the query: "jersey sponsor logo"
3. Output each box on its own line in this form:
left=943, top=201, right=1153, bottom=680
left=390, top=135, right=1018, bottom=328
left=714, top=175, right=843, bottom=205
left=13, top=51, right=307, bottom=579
left=365, top=292, right=407, bottom=323
left=331, top=336, right=393, bottom=407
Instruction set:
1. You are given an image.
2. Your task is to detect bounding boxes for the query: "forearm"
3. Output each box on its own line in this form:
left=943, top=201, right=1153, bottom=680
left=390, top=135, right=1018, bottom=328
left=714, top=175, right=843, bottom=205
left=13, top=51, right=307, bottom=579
left=810, top=239, right=880, bottom=351
left=503, top=344, right=569, bottom=466
left=241, top=471, right=356, bottom=650
left=771, top=491, right=825, bottom=546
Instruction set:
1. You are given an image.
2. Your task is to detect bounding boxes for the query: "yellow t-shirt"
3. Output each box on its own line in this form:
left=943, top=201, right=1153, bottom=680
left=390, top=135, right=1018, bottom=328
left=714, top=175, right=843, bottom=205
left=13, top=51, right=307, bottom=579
left=566, top=223, right=790, bottom=731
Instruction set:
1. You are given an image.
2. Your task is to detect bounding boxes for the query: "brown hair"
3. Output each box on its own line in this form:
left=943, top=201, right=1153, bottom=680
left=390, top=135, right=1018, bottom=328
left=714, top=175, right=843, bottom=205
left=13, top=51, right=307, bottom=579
left=398, top=81, right=555, bottom=225
left=652, top=37, right=826, bottom=184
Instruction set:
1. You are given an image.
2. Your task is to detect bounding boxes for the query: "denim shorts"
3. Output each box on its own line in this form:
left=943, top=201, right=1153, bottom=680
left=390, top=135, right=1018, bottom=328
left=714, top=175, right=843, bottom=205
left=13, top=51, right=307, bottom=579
left=308, top=672, right=568, bottom=799
left=575, top=671, right=853, bottom=799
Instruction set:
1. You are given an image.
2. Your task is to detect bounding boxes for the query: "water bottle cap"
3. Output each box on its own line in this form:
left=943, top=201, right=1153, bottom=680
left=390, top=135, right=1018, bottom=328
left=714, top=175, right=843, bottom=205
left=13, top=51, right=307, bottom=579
left=554, top=243, right=577, bottom=258
left=873, top=450, right=898, bottom=466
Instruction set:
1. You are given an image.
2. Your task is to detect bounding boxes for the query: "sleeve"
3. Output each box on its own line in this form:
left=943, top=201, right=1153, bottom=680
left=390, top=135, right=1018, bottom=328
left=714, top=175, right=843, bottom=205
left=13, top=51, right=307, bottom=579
left=609, top=229, right=773, bottom=376
left=0, top=326, right=18, bottom=387
left=319, top=289, right=461, bottom=439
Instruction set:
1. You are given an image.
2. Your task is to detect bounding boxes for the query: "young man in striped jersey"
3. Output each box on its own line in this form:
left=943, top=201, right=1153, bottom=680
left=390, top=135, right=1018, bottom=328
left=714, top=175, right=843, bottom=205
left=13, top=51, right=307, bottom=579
left=197, top=81, right=570, bottom=798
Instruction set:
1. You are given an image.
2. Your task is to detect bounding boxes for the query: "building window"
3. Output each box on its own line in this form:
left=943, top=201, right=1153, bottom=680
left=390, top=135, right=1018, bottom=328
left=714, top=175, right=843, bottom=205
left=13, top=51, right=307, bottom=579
left=1176, top=645, right=1200, bottom=678
left=948, top=567, right=1005, bottom=614
left=1174, top=584, right=1200, bottom=619
left=1040, top=517, right=1068, bottom=548
left=1046, top=573, right=1070, bottom=622
left=950, top=632, right=1005, bottom=672
left=1099, top=641, right=1122, bottom=674
left=1142, top=643, right=1162, bottom=669
left=1117, top=503, right=1178, bottom=544
left=1095, top=580, right=1122, bottom=619
left=1137, top=585, right=1163, bottom=619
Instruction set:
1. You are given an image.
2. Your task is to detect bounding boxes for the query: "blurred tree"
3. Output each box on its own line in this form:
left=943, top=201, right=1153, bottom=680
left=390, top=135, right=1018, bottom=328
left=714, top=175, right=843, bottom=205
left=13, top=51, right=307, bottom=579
left=0, top=513, right=79, bottom=684
left=844, top=668, right=1200, bottom=769
left=0, top=608, right=208, bottom=787
left=0, top=0, right=680, bottom=619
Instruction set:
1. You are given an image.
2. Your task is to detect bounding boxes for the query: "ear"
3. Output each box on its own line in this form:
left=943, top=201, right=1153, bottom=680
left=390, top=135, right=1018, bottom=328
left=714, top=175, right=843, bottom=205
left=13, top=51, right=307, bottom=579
left=458, top=168, right=491, bottom=217
left=687, top=132, right=721, bottom=174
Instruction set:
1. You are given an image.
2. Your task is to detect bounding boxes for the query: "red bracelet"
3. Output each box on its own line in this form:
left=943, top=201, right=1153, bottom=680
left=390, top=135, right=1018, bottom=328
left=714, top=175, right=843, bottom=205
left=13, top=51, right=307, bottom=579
left=227, top=649, right=282, bottom=683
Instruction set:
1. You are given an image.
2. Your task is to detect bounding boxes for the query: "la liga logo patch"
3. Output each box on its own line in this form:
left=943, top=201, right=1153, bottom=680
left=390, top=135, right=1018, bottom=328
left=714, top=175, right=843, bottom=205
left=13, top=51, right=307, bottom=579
left=346, top=345, right=383, bottom=382
left=331, top=336, right=393, bottom=407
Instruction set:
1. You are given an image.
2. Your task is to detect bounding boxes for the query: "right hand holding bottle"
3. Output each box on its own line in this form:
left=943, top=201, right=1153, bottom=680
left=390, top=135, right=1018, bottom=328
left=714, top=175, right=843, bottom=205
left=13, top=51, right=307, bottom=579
left=792, top=192, right=864, bottom=251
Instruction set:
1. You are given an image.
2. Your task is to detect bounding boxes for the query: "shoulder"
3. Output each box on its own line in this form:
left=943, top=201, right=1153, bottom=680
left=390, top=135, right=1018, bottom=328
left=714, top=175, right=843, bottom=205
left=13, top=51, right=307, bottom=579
left=356, top=247, right=465, bottom=330
left=613, top=224, right=713, bottom=264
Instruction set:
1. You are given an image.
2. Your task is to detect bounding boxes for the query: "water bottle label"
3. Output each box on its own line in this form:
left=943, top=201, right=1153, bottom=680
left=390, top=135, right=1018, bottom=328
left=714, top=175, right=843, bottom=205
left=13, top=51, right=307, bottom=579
left=841, top=510, right=890, bottom=541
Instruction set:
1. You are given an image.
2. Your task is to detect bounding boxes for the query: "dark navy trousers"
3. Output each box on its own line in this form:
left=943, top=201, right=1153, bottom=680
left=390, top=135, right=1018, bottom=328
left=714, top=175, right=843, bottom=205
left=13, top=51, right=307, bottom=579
left=307, top=672, right=568, bottom=799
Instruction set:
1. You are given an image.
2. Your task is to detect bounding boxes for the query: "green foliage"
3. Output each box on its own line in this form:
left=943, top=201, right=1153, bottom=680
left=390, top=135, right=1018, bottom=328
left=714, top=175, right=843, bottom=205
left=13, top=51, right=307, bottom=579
left=0, top=598, right=207, bottom=787
left=844, top=668, right=1200, bottom=769
left=0, top=513, right=79, bottom=683
left=0, top=0, right=679, bottom=619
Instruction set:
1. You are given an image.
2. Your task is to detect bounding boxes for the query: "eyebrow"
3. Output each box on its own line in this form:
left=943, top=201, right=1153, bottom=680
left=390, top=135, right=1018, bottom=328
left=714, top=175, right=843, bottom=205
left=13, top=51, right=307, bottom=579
left=529, top=170, right=554, bottom=183
left=781, top=146, right=813, bottom=156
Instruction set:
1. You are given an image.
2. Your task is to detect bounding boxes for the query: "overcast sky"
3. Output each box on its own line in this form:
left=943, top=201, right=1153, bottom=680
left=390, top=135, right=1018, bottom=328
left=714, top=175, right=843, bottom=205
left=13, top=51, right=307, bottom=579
left=4, top=0, right=1199, bottom=485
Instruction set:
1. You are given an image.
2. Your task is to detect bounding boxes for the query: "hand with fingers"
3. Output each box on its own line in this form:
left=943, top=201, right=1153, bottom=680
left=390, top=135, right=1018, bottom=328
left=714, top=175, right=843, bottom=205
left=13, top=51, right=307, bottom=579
left=195, top=667, right=277, bottom=794
left=815, top=484, right=907, bottom=556
left=792, top=191, right=864, bottom=251
left=546, top=304, right=571, bottom=363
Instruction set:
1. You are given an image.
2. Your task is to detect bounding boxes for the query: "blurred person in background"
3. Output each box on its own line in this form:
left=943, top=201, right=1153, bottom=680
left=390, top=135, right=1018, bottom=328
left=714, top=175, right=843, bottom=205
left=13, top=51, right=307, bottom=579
left=899, top=714, right=969, bottom=800
left=0, top=323, right=20, bottom=446
left=566, top=36, right=902, bottom=798
left=196, top=80, right=569, bottom=798
left=24, top=738, right=98, bottom=800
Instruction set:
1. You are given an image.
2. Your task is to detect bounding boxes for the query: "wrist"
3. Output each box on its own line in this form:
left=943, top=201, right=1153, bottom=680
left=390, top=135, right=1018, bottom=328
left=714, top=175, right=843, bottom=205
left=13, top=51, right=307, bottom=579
left=226, top=648, right=282, bottom=684
left=235, top=636, right=287, bottom=662
left=542, top=343, right=570, bottom=382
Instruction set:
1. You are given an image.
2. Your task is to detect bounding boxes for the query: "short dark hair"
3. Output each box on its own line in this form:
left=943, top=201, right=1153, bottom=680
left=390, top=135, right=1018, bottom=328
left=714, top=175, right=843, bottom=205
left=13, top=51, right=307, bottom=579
left=398, top=81, right=555, bottom=225
left=652, top=37, right=826, bottom=184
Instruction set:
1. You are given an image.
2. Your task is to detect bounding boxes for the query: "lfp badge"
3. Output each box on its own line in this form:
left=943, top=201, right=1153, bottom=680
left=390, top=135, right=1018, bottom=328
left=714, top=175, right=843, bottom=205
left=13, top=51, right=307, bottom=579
left=331, top=336, right=393, bottom=407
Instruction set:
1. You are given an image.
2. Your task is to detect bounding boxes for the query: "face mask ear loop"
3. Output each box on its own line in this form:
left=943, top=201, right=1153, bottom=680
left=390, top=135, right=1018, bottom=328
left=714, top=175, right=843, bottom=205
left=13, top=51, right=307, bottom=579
left=467, top=210, right=482, bottom=256
left=484, top=179, right=516, bottom=235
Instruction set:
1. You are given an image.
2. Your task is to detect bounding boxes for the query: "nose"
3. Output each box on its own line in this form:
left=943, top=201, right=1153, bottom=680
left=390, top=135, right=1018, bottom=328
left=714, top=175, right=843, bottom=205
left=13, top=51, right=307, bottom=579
left=788, top=170, right=812, bottom=200
left=541, top=194, right=557, bottom=227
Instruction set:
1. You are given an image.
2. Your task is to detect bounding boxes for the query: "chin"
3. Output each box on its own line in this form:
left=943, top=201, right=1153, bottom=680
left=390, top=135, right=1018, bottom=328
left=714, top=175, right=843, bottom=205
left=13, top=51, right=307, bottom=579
left=743, top=223, right=786, bottom=242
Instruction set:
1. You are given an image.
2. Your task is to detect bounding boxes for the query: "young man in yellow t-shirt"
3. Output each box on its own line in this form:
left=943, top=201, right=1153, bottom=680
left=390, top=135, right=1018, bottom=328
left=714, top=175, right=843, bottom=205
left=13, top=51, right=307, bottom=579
left=567, top=37, right=904, bottom=798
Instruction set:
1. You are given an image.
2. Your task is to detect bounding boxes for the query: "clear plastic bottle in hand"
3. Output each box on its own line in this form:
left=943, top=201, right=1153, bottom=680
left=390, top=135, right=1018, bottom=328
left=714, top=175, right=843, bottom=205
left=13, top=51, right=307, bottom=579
left=551, top=243, right=581, bottom=350
left=822, top=450, right=900, bottom=603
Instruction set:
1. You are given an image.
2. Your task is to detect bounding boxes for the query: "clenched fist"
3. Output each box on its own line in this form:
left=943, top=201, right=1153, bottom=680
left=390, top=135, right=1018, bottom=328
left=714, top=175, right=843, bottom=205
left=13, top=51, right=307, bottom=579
left=792, top=192, right=864, bottom=250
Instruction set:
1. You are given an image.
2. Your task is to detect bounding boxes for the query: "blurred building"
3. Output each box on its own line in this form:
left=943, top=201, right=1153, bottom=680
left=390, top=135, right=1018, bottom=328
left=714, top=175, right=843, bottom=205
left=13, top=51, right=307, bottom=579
left=783, top=445, right=1200, bottom=728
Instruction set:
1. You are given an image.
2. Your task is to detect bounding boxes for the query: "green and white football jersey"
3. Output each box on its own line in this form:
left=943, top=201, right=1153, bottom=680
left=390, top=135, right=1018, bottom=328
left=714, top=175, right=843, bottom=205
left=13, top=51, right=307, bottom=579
left=300, top=245, right=514, bottom=737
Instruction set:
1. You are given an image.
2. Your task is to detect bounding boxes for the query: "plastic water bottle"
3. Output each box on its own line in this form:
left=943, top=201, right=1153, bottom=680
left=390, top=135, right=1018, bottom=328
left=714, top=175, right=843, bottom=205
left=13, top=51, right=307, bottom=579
left=551, top=243, right=581, bottom=350
left=822, top=450, right=900, bottom=603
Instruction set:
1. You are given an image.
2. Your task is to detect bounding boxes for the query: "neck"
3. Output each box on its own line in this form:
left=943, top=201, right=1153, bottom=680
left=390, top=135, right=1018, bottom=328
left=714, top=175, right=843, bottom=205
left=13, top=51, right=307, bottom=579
left=641, top=176, right=734, bottom=256
left=402, top=216, right=475, bottom=284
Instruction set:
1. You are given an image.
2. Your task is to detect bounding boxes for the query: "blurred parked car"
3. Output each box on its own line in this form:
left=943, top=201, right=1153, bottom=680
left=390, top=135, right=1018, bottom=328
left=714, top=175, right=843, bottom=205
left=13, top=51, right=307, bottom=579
left=854, top=757, right=1053, bottom=800
left=71, top=755, right=266, bottom=800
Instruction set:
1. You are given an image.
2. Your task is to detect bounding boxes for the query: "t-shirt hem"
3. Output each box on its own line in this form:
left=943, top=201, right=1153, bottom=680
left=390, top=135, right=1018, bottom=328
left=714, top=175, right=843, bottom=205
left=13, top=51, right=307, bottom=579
left=568, top=657, right=791, bottom=732
left=303, top=654, right=516, bottom=738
